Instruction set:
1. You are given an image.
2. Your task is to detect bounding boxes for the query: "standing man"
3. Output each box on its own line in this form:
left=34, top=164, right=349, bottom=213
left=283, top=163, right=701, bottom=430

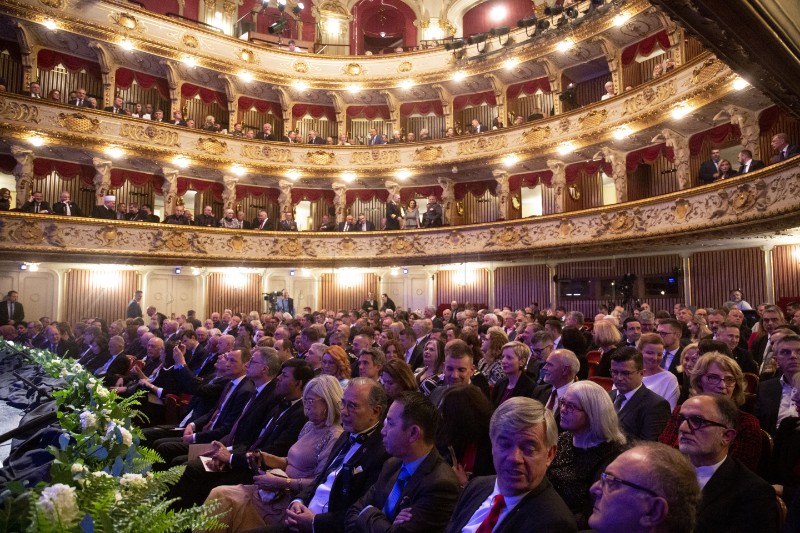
left=698, top=148, right=721, bottom=184
left=421, top=195, right=443, bottom=228
left=127, top=290, right=143, bottom=319
left=385, top=193, right=402, bottom=230
left=52, top=191, right=83, bottom=217
left=1, top=291, right=24, bottom=326
left=361, top=292, right=379, bottom=312
left=275, top=289, right=295, bottom=316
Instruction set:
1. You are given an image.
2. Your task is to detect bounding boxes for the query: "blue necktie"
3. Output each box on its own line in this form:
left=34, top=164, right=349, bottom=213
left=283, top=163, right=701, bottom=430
left=384, top=466, right=411, bottom=519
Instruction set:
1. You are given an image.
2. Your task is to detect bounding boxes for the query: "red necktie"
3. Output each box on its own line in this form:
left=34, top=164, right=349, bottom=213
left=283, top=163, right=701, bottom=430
left=476, top=494, right=506, bottom=533
left=545, top=389, right=558, bottom=412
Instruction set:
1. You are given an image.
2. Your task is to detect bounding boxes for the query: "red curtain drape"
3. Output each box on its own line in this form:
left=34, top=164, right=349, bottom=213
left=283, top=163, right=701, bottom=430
left=688, top=123, right=741, bottom=155
left=506, top=77, right=552, bottom=99
left=238, top=96, right=283, bottom=116
left=115, top=67, right=170, bottom=100
left=454, top=179, right=497, bottom=200
left=291, top=104, right=337, bottom=121
left=621, top=30, right=671, bottom=66
left=565, top=160, right=613, bottom=183
left=345, top=189, right=390, bottom=204
left=758, top=105, right=782, bottom=131
left=453, top=91, right=497, bottom=112
left=181, top=83, right=228, bottom=108
left=509, top=171, right=554, bottom=190
left=235, top=184, right=280, bottom=201
left=625, top=143, right=676, bottom=172
left=109, top=169, right=164, bottom=192
left=345, top=105, right=391, bottom=120
left=177, top=177, right=224, bottom=200
left=32, top=158, right=95, bottom=184
left=291, top=188, right=335, bottom=203
left=399, top=100, right=445, bottom=116
left=399, top=186, right=442, bottom=203
left=37, top=49, right=102, bottom=79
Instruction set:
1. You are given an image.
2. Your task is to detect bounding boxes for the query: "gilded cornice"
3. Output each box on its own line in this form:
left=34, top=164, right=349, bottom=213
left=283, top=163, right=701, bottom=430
left=2, top=161, right=798, bottom=266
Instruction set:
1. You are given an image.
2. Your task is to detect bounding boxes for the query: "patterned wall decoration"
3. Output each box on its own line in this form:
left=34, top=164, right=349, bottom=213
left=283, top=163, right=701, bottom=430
left=494, top=264, right=551, bottom=310
left=206, top=271, right=262, bottom=317
left=64, top=269, right=140, bottom=325
left=320, top=272, right=378, bottom=311
left=690, top=247, right=766, bottom=308
left=435, top=268, right=489, bottom=308
left=771, top=244, right=800, bottom=303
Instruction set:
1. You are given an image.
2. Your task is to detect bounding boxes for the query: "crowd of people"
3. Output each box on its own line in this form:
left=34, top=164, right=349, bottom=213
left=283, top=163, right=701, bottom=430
left=3, top=287, right=800, bottom=532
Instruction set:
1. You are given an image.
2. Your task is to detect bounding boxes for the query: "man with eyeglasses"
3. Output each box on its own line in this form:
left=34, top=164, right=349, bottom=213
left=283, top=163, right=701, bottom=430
left=756, top=333, right=800, bottom=435
left=524, top=330, right=553, bottom=382
left=533, top=349, right=580, bottom=429
left=715, top=322, right=758, bottom=374
left=678, top=394, right=777, bottom=532
left=588, top=442, right=700, bottom=533
left=608, top=347, right=670, bottom=441
left=655, top=318, right=684, bottom=379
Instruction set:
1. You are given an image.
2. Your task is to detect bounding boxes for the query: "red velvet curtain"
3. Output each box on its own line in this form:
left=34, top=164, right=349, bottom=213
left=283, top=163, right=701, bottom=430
left=177, top=177, right=224, bottom=200
left=399, top=100, right=445, bottom=116
left=399, top=185, right=442, bottom=203
left=507, top=78, right=552, bottom=99
left=238, top=96, right=283, bottom=116
left=110, top=169, right=164, bottom=192
left=509, top=171, right=554, bottom=190
left=291, top=188, right=335, bottom=203
left=291, top=104, right=337, bottom=121
left=181, top=83, right=228, bottom=108
left=462, top=0, right=535, bottom=36
left=346, top=105, right=391, bottom=120
left=621, top=30, right=671, bottom=66
left=453, top=91, right=497, bottom=112
left=235, top=184, right=280, bottom=201
left=565, top=160, right=613, bottom=183
left=37, top=49, right=101, bottom=79
left=758, top=106, right=782, bottom=131
left=688, top=123, right=741, bottom=155
left=115, top=67, right=170, bottom=100
left=32, top=158, right=95, bottom=184
left=454, top=179, right=497, bottom=200
left=345, top=189, right=390, bottom=204
left=625, top=143, right=676, bottom=172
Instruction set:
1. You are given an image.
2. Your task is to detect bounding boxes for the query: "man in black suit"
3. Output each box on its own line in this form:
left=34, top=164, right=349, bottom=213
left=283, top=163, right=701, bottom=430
left=361, top=292, right=379, bottom=313
left=736, top=149, right=765, bottom=174
left=274, top=289, right=295, bottom=316
left=533, top=348, right=580, bottom=429
left=385, top=193, right=402, bottom=230
left=52, top=191, right=83, bottom=217
left=769, top=132, right=799, bottom=164
left=71, top=87, right=92, bottom=107
left=255, top=123, right=275, bottom=141
left=43, top=325, right=77, bottom=358
left=408, top=319, right=432, bottom=371
left=280, top=378, right=390, bottom=533
left=103, top=96, right=129, bottom=115
left=125, top=290, right=143, bottom=319
left=252, top=210, right=273, bottom=231
left=278, top=211, right=298, bottom=231
left=318, top=214, right=336, bottom=231
left=25, top=81, right=42, bottom=98
left=163, top=205, right=192, bottom=225
left=178, top=329, right=206, bottom=370
left=194, top=205, right=217, bottom=227
left=588, top=442, right=700, bottom=533
left=751, top=305, right=787, bottom=369
left=656, top=319, right=684, bottom=379
left=20, top=191, right=50, bottom=214
left=756, top=333, right=800, bottom=435
left=715, top=322, right=758, bottom=374
left=608, top=347, right=670, bottom=441
left=678, top=394, right=777, bottom=532
left=337, top=214, right=355, bottom=231
left=152, top=110, right=169, bottom=123
left=346, top=393, right=460, bottom=532
left=95, top=335, right=132, bottom=386
left=698, top=148, right=721, bottom=184
left=170, top=111, right=187, bottom=126
left=307, top=130, right=325, bottom=145
left=91, top=195, right=119, bottom=220
left=468, top=118, right=484, bottom=134
left=355, top=213, right=375, bottom=231
left=421, top=195, right=443, bottom=228
left=445, top=397, right=577, bottom=533
left=1, top=291, right=24, bottom=326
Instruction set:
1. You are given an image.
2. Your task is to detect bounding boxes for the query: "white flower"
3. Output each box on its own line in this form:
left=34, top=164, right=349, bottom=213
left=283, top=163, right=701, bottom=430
left=92, top=471, right=111, bottom=478
left=70, top=463, right=83, bottom=474
left=120, top=473, right=147, bottom=490
left=105, top=421, right=133, bottom=447
left=79, top=411, right=98, bottom=431
left=95, top=386, right=109, bottom=399
left=119, top=426, right=133, bottom=446
left=70, top=363, right=82, bottom=373
left=60, top=369, right=68, bottom=378
left=38, top=484, right=80, bottom=526
left=115, top=491, right=123, bottom=502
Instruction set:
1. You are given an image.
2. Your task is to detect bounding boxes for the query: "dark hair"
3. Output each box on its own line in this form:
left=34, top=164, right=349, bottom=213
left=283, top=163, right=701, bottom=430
left=659, top=318, right=683, bottom=332
left=436, top=384, right=492, bottom=462
left=302, top=326, right=322, bottom=342
left=394, top=392, right=441, bottom=444
left=623, top=316, right=641, bottom=328
left=559, top=326, right=588, bottom=358
left=283, top=358, right=314, bottom=386
left=381, top=359, right=418, bottom=394
left=545, top=319, right=563, bottom=333
left=697, top=339, right=732, bottom=356
left=181, top=329, right=196, bottom=340
left=611, top=346, right=642, bottom=370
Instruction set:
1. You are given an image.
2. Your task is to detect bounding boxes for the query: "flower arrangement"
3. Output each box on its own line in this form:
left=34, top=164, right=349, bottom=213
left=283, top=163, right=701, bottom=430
left=0, top=341, right=224, bottom=532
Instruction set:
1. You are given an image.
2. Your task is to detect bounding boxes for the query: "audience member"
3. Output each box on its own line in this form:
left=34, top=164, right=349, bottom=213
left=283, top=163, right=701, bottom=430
left=609, top=347, right=670, bottom=441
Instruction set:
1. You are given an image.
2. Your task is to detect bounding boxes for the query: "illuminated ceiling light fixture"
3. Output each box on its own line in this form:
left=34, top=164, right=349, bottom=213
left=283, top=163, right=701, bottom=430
left=119, top=38, right=134, bottom=51
left=28, top=134, right=46, bottom=147
left=292, top=2, right=304, bottom=15
left=341, top=171, right=356, bottom=183
left=239, top=71, right=253, bottom=82
left=400, top=79, right=414, bottom=89
left=733, top=77, right=750, bottom=90
left=502, top=153, right=519, bottom=167
left=231, top=164, right=247, bottom=176
left=489, top=5, right=507, bottom=22
left=395, top=169, right=411, bottom=180
left=671, top=102, right=693, bottom=120
left=613, top=125, right=633, bottom=140
left=42, top=19, right=58, bottom=30
left=173, top=155, right=190, bottom=168
left=104, top=146, right=124, bottom=159
left=453, top=70, right=467, bottom=82
left=557, top=142, right=575, bottom=155
left=293, top=80, right=308, bottom=91
left=287, top=169, right=301, bottom=181
left=557, top=39, right=573, bottom=53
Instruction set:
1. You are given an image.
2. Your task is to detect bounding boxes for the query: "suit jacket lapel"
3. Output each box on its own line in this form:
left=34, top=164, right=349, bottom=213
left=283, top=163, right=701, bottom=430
left=698, top=457, right=733, bottom=513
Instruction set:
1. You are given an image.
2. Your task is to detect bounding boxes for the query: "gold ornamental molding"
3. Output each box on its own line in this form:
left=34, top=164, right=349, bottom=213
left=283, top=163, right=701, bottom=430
left=397, top=62, right=413, bottom=73
left=414, top=146, right=444, bottom=162
left=691, top=58, right=726, bottom=85
left=623, top=80, right=677, bottom=116
left=350, top=150, right=401, bottom=165
left=578, top=109, right=609, bottom=130
left=196, top=136, right=228, bottom=155
left=456, top=136, right=507, bottom=156
left=342, top=63, right=364, bottom=76
left=119, top=122, right=180, bottom=147
left=304, top=150, right=338, bottom=165
left=521, top=126, right=551, bottom=144
left=57, top=113, right=101, bottom=133
left=182, top=34, right=200, bottom=48
left=241, top=144, right=293, bottom=163
left=109, top=12, right=145, bottom=32
left=0, top=97, right=39, bottom=124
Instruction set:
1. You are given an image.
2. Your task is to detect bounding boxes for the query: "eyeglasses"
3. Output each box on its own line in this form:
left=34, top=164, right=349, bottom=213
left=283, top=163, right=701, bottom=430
left=340, top=400, right=362, bottom=411
left=702, top=373, right=736, bottom=387
left=558, top=400, right=584, bottom=413
left=598, top=472, right=658, bottom=497
left=303, top=397, right=320, bottom=406
left=656, top=330, right=674, bottom=337
left=610, top=369, right=636, bottom=377
left=678, top=414, right=730, bottom=431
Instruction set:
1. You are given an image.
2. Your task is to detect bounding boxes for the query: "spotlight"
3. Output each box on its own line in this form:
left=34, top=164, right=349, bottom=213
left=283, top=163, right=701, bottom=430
left=489, top=26, right=510, bottom=36
left=565, top=7, right=579, bottom=18
left=292, top=2, right=304, bottom=15
left=277, top=0, right=286, bottom=12
left=518, top=16, right=537, bottom=28
left=444, top=39, right=465, bottom=51
left=544, top=5, right=563, bottom=16
left=175, top=266, right=182, bottom=275
left=537, top=20, right=550, bottom=31
left=268, top=19, right=288, bottom=34
left=467, top=33, right=487, bottom=45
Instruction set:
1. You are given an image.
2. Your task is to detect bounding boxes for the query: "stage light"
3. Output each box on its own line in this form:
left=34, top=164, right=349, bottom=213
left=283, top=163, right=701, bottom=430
left=292, top=2, right=304, bottom=15
left=268, top=19, right=288, bottom=34
left=444, top=39, right=465, bottom=51
left=544, top=5, right=563, bottom=16
left=489, top=26, right=510, bottom=36
left=518, top=16, right=537, bottom=28
left=565, top=7, right=579, bottom=18
left=537, top=20, right=550, bottom=31
left=467, top=33, right=487, bottom=45
left=277, top=0, right=286, bottom=12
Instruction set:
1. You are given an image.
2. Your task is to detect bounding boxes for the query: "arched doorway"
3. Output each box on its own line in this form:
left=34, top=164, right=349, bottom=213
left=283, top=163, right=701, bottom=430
left=351, top=0, right=417, bottom=55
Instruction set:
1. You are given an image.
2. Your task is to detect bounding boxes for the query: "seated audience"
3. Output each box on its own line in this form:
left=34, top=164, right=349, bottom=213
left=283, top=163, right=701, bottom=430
left=770, top=371, right=800, bottom=508
left=638, top=333, right=680, bottom=410
left=609, top=347, right=671, bottom=441
left=477, top=326, right=508, bottom=386
left=380, top=358, right=418, bottom=402
left=591, top=319, right=621, bottom=377
left=491, top=341, right=536, bottom=407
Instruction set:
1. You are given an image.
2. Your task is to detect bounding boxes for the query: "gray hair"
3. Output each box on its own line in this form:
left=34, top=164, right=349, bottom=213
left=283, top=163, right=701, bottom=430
left=253, top=346, right=282, bottom=378
left=303, top=375, right=344, bottom=426
left=552, top=348, right=580, bottom=377
left=567, top=381, right=626, bottom=446
left=349, top=377, right=389, bottom=413
left=490, top=397, right=557, bottom=449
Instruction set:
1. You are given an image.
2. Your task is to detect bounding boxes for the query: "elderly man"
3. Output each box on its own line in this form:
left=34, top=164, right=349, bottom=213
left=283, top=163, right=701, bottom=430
left=588, top=442, right=700, bottom=533
left=385, top=193, right=402, bottom=230
left=421, top=195, right=443, bottom=228
left=20, top=191, right=50, bottom=214
left=367, top=127, right=385, bottom=145
left=769, top=132, right=799, bottom=163
left=103, top=95, right=128, bottom=115
left=445, top=397, right=577, bottom=532
left=533, top=348, right=580, bottom=427
left=164, top=204, right=192, bottom=225
left=195, top=205, right=217, bottom=227
left=52, top=191, right=83, bottom=217
left=256, top=122, right=274, bottom=141
left=715, top=322, right=758, bottom=374
left=91, top=195, right=118, bottom=220
left=678, top=394, right=777, bottom=531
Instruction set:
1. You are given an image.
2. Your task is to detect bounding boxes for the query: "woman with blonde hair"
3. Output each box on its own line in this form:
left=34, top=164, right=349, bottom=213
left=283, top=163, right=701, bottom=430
left=688, top=315, right=712, bottom=342
left=592, top=318, right=622, bottom=377
left=477, top=326, right=509, bottom=386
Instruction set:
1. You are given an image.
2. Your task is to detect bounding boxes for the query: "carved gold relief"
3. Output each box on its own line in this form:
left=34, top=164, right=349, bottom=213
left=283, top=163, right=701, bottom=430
left=578, top=109, right=608, bottom=130
left=7, top=220, right=43, bottom=244
left=304, top=150, right=337, bottom=165
left=238, top=48, right=258, bottom=64
left=597, top=210, right=639, bottom=235
left=228, top=235, right=245, bottom=253
left=109, top=12, right=144, bottom=32
left=623, top=80, right=676, bottom=116
left=445, top=231, right=464, bottom=248
left=456, top=136, right=507, bottom=156
left=414, top=146, right=444, bottom=162
left=151, top=230, right=207, bottom=254
left=0, top=98, right=40, bottom=123
left=343, top=63, right=363, bottom=76
left=43, top=224, right=65, bottom=247
left=337, top=238, right=355, bottom=254
left=95, top=225, right=119, bottom=246
left=673, top=198, right=692, bottom=221
left=558, top=117, right=571, bottom=133
left=120, top=122, right=180, bottom=147
left=350, top=150, right=400, bottom=165
left=38, top=0, right=64, bottom=8
left=57, top=113, right=100, bottom=133
left=558, top=219, right=574, bottom=238
left=293, top=61, right=308, bottom=73
left=691, top=58, right=724, bottom=85
left=182, top=34, right=200, bottom=48
left=197, top=137, right=228, bottom=155
left=397, top=61, right=413, bottom=73
left=240, top=144, right=293, bottom=163
left=521, top=126, right=550, bottom=144
left=387, top=238, right=414, bottom=254
left=222, top=0, right=237, bottom=15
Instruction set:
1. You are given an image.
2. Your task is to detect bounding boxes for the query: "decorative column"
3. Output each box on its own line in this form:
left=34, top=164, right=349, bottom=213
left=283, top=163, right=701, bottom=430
left=492, top=169, right=510, bottom=221
left=681, top=252, right=692, bottom=305
left=538, top=59, right=561, bottom=115
left=92, top=158, right=112, bottom=206
left=219, top=74, right=239, bottom=130
left=11, top=145, right=33, bottom=208
left=547, top=262, right=558, bottom=309
left=327, top=91, right=346, bottom=138
left=277, top=179, right=293, bottom=215
left=273, top=85, right=295, bottom=137
left=332, top=182, right=347, bottom=223
left=380, top=90, right=399, bottom=134
left=599, top=146, right=628, bottom=203
left=763, top=245, right=775, bottom=303
left=432, top=84, right=453, bottom=130
left=437, top=176, right=455, bottom=225
left=721, top=105, right=761, bottom=158
left=15, top=24, right=36, bottom=89
left=222, top=175, right=239, bottom=212
left=159, top=60, right=181, bottom=116
left=88, top=41, right=117, bottom=108
left=658, top=128, right=691, bottom=190
left=161, top=167, right=179, bottom=216
left=484, top=73, right=507, bottom=128
left=547, top=159, right=566, bottom=214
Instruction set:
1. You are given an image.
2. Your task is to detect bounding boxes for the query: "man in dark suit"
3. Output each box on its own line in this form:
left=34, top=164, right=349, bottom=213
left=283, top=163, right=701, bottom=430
left=44, top=325, right=77, bottom=358
left=194, top=205, right=217, bottom=227
left=367, top=127, right=385, bottom=146
left=318, top=214, right=336, bottom=231
left=102, top=96, right=129, bottom=115
left=750, top=305, right=786, bottom=367
left=1, top=290, right=24, bottom=326
left=255, top=123, right=275, bottom=141
left=95, top=335, right=132, bottom=386
left=468, top=118, right=484, bottom=134
left=355, top=213, right=375, bottom=231
left=252, top=210, right=273, bottom=231
left=736, top=149, right=765, bottom=174
left=170, top=111, right=187, bottom=126
left=281, top=378, right=390, bottom=533
left=429, top=340, right=491, bottom=406
left=52, top=191, right=83, bottom=217
left=756, top=333, right=800, bottom=435
left=769, top=132, right=799, bottom=164
left=678, top=394, right=777, bottom=532
left=152, top=110, right=169, bottom=123
left=71, top=88, right=92, bottom=107
left=656, top=319, right=684, bottom=380
left=125, top=290, right=143, bottom=319
left=385, top=193, right=402, bottom=230
left=421, top=195, right=443, bottom=227
left=698, top=148, right=721, bottom=184
left=91, top=196, right=119, bottom=220
left=278, top=211, right=298, bottom=231
left=337, top=214, right=355, bottom=231
left=346, top=393, right=460, bottom=532
left=532, top=348, right=580, bottom=429
left=163, top=205, right=192, bottom=225
left=609, top=347, right=670, bottom=441
left=20, top=191, right=50, bottom=214
left=716, top=322, right=758, bottom=374
left=307, top=130, right=325, bottom=145
left=445, top=397, right=577, bottom=533
left=25, top=81, right=42, bottom=98
left=408, top=320, right=432, bottom=371
left=274, top=289, right=295, bottom=316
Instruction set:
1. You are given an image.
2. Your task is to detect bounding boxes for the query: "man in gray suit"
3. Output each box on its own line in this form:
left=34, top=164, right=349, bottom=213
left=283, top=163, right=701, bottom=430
left=608, top=347, right=670, bottom=441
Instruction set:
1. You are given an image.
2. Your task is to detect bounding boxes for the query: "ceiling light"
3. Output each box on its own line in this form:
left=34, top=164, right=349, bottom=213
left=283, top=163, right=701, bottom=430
left=613, top=13, right=631, bottom=27
left=239, top=71, right=253, bottom=82
left=341, top=171, right=356, bottom=183
left=400, top=79, right=414, bottom=89
left=557, top=40, right=573, bottom=53
left=293, top=80, right=308, bottom=91
left=287, top=169, right=301, bottom=180
left=671, top=103, right=692, bottom=120
left=231, top=164, right=247, bottom=176
left=453, top=70, right=466, bottom=81
left=182, top=56, right=197, bottom=68
left=395, top=169, right=411, bottom=180
left=347, top=84, right=361, bottom=93
left=613, top=125, right=633, bottom=140
left=557, top=142, right=575, bottom=155
left=105, top=146, right=123, bottom=159
left=732, top=77, right=750, bottom=90
left=28, top=134, right=46, bottom=147
left=175, top=266, right=182, bottom=275
left=504, top=58, right=519, bottom=70
left=173, top=155, right=190, bottom=168
left=489, top=5, right=507, bottom=22
left=42, top=19, right=58, bottom=30
left=325, top=18, right=340, bottom=34
left=119, top=38, right=134, bottom=51
left=502, top=154, right=519, bottom=167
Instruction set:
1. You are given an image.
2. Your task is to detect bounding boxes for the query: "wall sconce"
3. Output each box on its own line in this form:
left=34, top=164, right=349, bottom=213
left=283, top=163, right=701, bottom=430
left=175, top=266, right=182, bottom=275
left=289, top=269, right=296, bottom=276
left=403, top=267, right=409, bottom=275
left=20, top=263, right=28, bottom=271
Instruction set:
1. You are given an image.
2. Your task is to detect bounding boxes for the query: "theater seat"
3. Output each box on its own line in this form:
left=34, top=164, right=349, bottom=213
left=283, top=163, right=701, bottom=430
left=589, top=376, right=613, bottom=392
left=164, top=394, right=192, bottom=425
